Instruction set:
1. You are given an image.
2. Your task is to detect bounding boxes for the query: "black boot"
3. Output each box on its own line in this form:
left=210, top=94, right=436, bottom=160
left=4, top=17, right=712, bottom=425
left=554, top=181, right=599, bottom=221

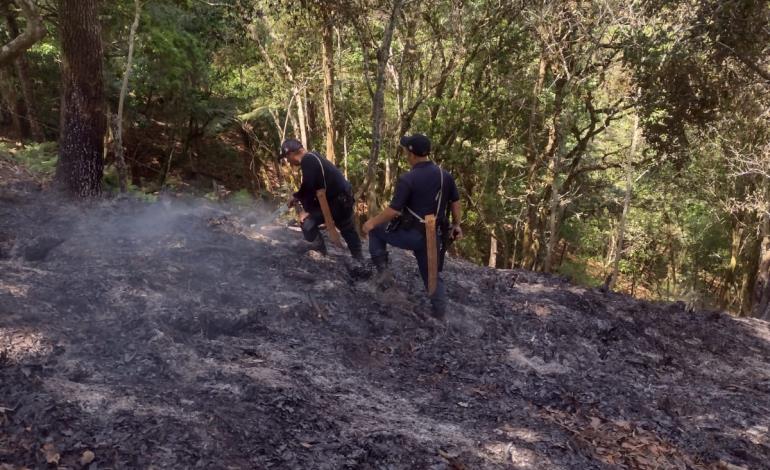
left=294, top=234, right=327, bottom=255
left=310, top=235, right=328, bottom=255
left=371, top=254, right=394, bottom=289
left=350, top=247, right=364, bottom=261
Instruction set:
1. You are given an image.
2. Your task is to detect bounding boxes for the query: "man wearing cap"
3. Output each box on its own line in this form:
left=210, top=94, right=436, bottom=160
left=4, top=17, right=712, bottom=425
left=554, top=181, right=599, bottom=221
left=280, top=139, right=363, bottom=259
left=362, top=134, right=463, bottom=319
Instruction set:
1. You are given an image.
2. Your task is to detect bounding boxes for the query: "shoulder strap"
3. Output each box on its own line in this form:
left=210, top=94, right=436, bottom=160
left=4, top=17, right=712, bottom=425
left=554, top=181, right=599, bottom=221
left=435, top=164, right=444, bottom=217
left=405, top=162, right=445, bottom=223
left=309, top=152, right=326, bottom=189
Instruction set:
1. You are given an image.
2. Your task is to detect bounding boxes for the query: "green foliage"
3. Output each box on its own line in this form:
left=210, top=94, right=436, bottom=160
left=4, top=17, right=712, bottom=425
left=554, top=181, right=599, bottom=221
left=229, top=189, right=256, bottom=207
left=558, top=257, right=603, bottom=288
left=2, top=0, right=767, bottom=315
left=1, top=142, right=58, bottom=177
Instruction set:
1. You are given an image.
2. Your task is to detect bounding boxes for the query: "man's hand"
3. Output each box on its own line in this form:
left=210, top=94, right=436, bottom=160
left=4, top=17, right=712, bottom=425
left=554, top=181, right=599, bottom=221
left=362, top=208, right=399, bottom=238
left=362, top=219, right=376, bottom=235
left=298, top=211, right=310, bottom=223
left=451, top=223, right=463, bottom=240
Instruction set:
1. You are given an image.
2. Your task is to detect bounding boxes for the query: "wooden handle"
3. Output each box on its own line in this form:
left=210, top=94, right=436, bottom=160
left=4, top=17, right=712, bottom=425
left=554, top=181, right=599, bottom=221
left=316, top=189, right=344, bottom=248
left=425, top=215, right=438, bottom=296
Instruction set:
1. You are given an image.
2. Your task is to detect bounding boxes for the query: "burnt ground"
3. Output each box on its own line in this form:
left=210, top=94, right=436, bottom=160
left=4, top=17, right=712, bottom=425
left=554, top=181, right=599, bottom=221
left=1, top=157, right=769, bottom=470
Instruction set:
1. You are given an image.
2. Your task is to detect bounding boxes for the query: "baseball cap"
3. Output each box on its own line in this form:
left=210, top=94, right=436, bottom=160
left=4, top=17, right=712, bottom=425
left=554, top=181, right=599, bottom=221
left=280, top=139, right=304, bottom=158
left=399, top=134, right=431, bottom=157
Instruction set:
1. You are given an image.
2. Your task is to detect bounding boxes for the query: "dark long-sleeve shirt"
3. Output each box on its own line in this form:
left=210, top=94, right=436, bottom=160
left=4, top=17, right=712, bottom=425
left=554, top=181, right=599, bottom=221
left=293, top=152, right=352, bottom=211
left=389, top=161, right=459, bottom=221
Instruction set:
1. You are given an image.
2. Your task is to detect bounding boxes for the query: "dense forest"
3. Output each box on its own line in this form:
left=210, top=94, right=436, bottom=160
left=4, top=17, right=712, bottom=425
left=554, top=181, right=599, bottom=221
left=0, top=0, right=768, bottom=318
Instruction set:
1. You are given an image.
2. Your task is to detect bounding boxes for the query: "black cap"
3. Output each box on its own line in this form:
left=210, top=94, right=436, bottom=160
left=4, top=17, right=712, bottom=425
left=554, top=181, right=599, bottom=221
left=399, top=134, right=431, bottom=157
left=280, top=139, right=304, bottom=158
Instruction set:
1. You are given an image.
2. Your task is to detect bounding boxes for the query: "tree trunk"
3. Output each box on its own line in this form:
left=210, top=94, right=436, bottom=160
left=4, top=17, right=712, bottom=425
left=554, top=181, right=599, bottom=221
left=526, top=75, right=566, bottom=271
left=114, top=0, right=142, bottom=193
left=0, top=68, right=22, bottom=136
left=357, top=0, right=404, bottom=209
left=0, top=0, right=45, bottom=68
left=518, top=54, right=548, bottom=269
left=527, top=54, right=547, bottom=163
left=3, top=1, right=44, bottom=141
left=488, top=233, right=498, bottom=268
left=755, top=210, right=770, bottom=319
left=605, top=112, right=640, bottom=291
left=55, top=0, right=106, bottom=197
left=543, top=149, right=562, bottom=273
left=721, top=220, right=743, bottom=306
left=321, top=14, right=336, bottom=163
left=294, top=85, right=307, bottom=148
left=336, top=26, right=348, bottom=178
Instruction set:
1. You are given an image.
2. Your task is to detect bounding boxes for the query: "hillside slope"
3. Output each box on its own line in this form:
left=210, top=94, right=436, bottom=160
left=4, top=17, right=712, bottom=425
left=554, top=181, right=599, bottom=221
left=1, top=160, right=769, bottom=469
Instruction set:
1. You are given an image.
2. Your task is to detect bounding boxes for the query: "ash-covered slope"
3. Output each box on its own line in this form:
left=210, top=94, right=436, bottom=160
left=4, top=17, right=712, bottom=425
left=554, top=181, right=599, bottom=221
left=1, top=170, right=769, bottom=469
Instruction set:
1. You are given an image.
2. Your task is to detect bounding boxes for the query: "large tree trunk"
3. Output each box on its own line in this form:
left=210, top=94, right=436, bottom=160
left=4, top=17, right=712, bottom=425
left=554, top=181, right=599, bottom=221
left=114, top=0, right=142, bottom=193
left=3, top=0, right=44, bottom=141
left=0, top=0, right=45, bottom=68
left=54, top=0, right=106, bottom=197
left=321, top=14, right=336, bottom=163
left=357, top=0, right=404, bottom=211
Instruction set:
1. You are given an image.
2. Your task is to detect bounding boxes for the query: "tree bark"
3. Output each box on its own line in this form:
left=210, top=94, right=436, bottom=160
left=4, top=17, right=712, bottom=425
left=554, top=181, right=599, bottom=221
left=0, top=0, right=45, bottom=68
left=357, top=0, right=404, bottom=210
left=54, top=0, right=106, bottom=197
left=321, top=14, right=336, bottom=163
left=114, top=0, right=142, bottom=193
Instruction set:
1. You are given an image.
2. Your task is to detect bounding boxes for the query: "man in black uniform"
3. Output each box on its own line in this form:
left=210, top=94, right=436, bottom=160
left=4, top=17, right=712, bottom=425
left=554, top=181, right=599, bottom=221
left=362, top=134, right=462, bottom=319
left=281, top=139, right=363, bottom=259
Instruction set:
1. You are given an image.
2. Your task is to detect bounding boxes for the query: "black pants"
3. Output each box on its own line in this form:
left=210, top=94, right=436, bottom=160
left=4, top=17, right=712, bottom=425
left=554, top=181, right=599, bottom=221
left=369, top=223, right=447, bottom=313
left=301, top=196, right=362, bottom=256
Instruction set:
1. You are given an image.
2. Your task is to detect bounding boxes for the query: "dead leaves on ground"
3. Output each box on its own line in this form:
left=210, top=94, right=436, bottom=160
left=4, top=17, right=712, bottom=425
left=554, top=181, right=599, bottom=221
left=541, top=408, right=718, bottom=469
left=34, top=442, right=96, bottom=470
left=80, top=449, right=95, bottom=465
left=40, top=443, right=60, bottom=465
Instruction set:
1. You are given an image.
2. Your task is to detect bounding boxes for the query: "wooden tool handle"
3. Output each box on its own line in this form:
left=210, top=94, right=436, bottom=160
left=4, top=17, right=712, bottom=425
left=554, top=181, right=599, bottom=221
left=425, top=215, right=438, bottom=296
left=316, top=189, right=344, bottom=248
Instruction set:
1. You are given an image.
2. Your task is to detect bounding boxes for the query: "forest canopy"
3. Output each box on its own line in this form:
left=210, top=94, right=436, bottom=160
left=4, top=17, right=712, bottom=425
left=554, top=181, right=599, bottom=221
left=0, top=0, right=768, bottom=318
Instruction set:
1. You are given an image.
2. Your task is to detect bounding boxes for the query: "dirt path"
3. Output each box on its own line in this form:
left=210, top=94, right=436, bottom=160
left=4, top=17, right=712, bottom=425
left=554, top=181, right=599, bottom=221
left=1, top=162, right=769, bottom=469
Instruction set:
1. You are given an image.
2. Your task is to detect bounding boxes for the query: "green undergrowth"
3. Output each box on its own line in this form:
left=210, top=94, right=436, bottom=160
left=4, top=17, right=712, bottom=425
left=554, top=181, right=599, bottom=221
left=0, top=141, right=58, bottom=177
left=557, top=257, right=603, bottom=288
